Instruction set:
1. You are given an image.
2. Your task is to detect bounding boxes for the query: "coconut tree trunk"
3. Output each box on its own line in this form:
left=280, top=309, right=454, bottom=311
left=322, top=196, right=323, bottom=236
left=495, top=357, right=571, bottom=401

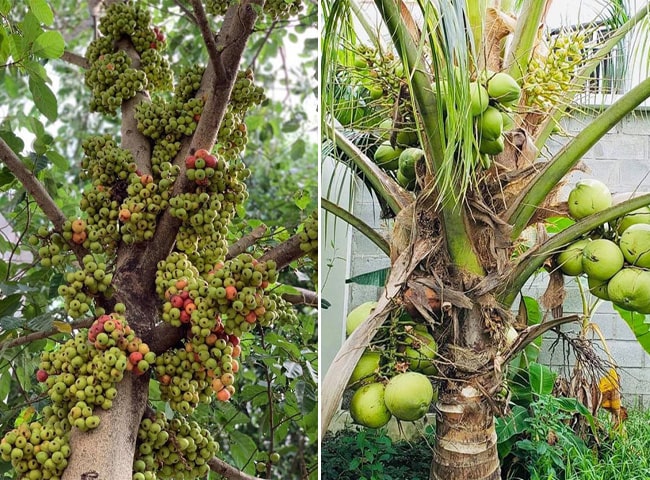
left=430, top=305, right=502, bottom=480
left=431, top=388, right=500, bottom=480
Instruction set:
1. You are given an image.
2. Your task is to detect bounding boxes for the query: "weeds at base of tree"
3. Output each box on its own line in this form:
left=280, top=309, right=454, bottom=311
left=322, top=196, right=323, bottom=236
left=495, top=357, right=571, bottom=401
left=321, top=426, right=433, bottom=480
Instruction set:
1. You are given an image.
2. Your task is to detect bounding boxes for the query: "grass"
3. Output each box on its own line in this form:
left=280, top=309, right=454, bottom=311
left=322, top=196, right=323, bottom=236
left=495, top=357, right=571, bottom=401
left=566, top=409, right=650, bottom=479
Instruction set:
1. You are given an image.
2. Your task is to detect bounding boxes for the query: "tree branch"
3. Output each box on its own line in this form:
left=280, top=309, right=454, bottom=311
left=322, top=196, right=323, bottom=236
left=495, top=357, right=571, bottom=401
left=281, top=286, right=317, bottom=307
left=0, top=319, right=93, bottom=350
left=127, top=0, right=264, bottom=289
left=190, top=0, right=222, bottom=78
left=0, top=138, right=87, bottom=259
left=259, top=233, right=305, bottom=270
left=208, top=457, right=264, bottom=480
left=61, top=51, right=90, bottom=69
left=227, top=224, right=268, bottom=259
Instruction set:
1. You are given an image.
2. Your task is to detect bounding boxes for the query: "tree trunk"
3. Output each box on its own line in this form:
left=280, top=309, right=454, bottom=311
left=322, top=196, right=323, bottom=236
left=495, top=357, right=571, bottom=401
left=62, top=374, right=149, bottom=480
left=431, top=304, right=502, bottom=480
left=431, top=387, right=500, bottom=480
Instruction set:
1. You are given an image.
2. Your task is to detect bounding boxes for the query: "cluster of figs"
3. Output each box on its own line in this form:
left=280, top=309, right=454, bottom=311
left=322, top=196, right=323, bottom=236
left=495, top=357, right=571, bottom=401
left=557, top=179, right=650, bottom=314
left=372, top=70, right=522, bottom=187
left=343, top=302, right=437, bottom=428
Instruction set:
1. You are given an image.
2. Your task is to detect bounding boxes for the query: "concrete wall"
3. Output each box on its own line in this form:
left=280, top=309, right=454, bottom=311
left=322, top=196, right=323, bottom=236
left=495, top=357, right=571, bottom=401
left=322, top=111, right=650, bottom=406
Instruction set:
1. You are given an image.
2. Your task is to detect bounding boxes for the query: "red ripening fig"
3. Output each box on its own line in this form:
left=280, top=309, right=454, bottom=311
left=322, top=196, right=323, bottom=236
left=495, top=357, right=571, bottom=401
left=245, top=312, right=257, bottom=324
left=185, top=155, right=196, bottom=169
left=71, top=219, right=86, bottom=233
left=229, top=335, right=240, bottom=347
left=119, top=209, right=131, bottom=222
left=195, top=148, right=209, bottom=159
left=225, top=285, right=238, bottom=301
left=180, top=290, right=190, bottom=301
left=36, top=370, right=48, bottom=382
left=140, top=174, right=153, bottom=185
left=129, top=352, right=143, bottom=365
left=204, top=155, right=217, bottom=168
left=179, top=310, right=191, bottom=324
left=170, top=295, right=184, bottom=308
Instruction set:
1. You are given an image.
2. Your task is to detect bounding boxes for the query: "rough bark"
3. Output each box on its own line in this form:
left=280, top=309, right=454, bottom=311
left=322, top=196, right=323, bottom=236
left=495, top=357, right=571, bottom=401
left=431, top=306, right=502, bottom=480
left=431, top=386, right=500, bottom=480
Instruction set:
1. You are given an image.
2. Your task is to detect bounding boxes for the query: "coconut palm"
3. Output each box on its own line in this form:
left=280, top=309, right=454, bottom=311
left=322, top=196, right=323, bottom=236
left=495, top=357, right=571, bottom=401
left=321, top=1, right=650, bottom=478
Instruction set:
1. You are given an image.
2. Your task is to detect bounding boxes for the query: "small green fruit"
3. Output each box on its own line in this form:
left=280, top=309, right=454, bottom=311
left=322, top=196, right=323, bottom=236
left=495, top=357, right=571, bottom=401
left=587, top=276, right=610, bottom=300
left=349, top=350, right=381, bottom=387
left=476, top=106, right=503, bottom=141
left=608, top=268, right=650, bottom=314
left=479, top=135, right=504, bottom=156
left=373, top=142, right=403, bottom=170
left=399, top=148, right=424, bottom=180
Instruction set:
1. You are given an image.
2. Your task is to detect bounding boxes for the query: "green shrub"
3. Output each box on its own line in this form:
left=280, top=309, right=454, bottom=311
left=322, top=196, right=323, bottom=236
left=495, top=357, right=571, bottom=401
left=321, top=427, right=433, bottom=480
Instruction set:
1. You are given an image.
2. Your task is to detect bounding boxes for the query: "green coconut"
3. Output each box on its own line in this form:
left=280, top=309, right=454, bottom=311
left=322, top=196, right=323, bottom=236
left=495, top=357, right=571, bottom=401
left=501, top=111, right=515, bottom=132
left=403, top=330, right=438, bottom=375
left=469, top=81, right=489, bottom=116
left=588, top=276, right=610, bottom=300
left=607, top=268, right=650, bottom=314
left=396, top=128, right=419, bottom=147
left=477, top=106, right=503, bottom=141
left=479, top=135, right=505, bottom=156
left=397, top=170, right=416, bottom=190
left=349, top=350, right=382, bottom=387
left=373, top=141, right=403, bottom=170
left=346, top=301, right=377, bottom=336
left=556, top=239, right=591, bottom=276
left=617, top=206, right=650, bottom=233
left=383, top=372, right=434, bottom=422
left=349, top=382, right=392, bottom=428
left=619, top=224, right=650, bottom=268
left=487, top=72, right=521, bottom=104
left=399, top=148, right=424, bottom=180
left=582, top=239, right=624, bottom=281
left=568, top=179, right=612, bottom=220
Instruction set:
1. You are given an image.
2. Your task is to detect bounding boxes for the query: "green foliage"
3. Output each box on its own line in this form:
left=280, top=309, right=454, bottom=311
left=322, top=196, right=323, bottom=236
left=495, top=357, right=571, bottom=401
left=499, top=394, right=594, bottom=480
left=564, top=409, right=650, bottom=479
left=321, top=427, right=433, bottom=480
